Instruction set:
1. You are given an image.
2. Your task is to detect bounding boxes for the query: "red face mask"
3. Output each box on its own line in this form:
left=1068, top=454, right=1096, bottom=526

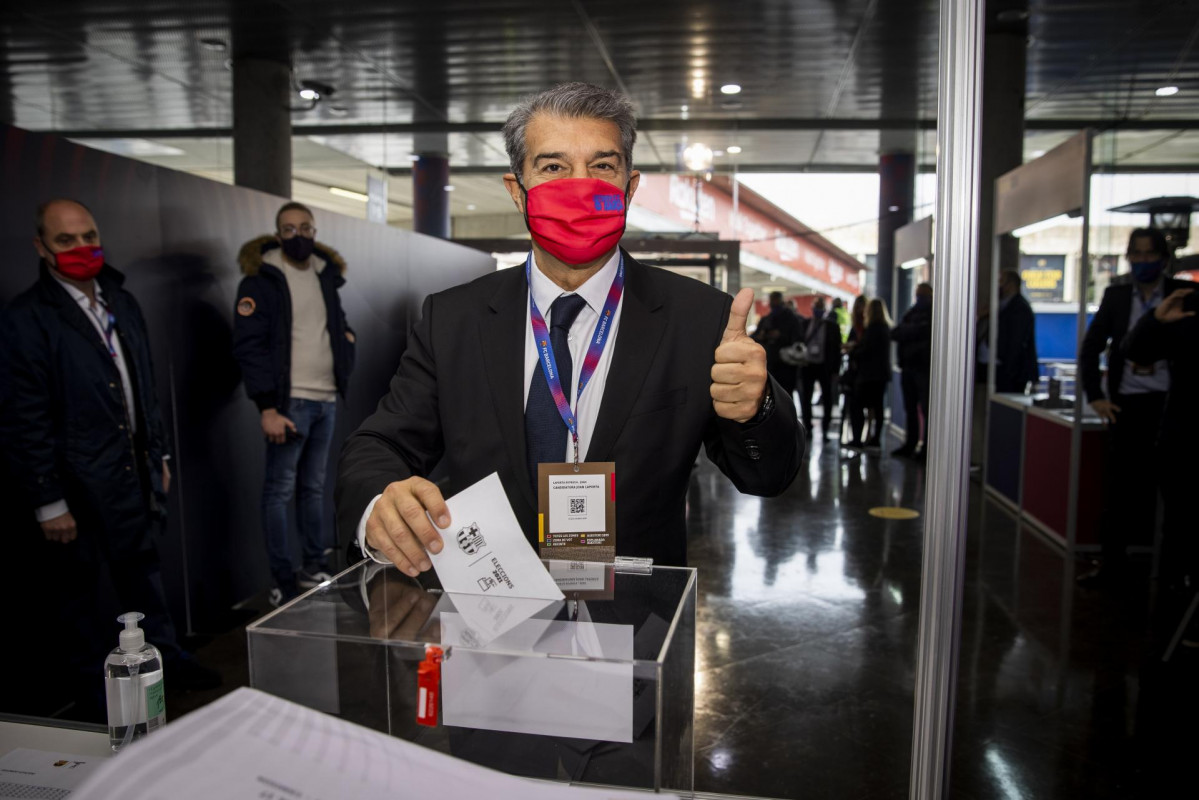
left=51, top=245, right=105, bottom=281
left=524, top=178, right=628, bottom=265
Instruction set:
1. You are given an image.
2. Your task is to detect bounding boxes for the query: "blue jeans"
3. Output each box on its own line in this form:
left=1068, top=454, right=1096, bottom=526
left=262, top=398, right=337, bottom=588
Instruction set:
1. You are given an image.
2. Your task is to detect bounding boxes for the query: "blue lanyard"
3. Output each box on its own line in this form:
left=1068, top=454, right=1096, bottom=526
left=86, top=302, right=118, bottom=359
left=526, top=252, right=624, bottom=463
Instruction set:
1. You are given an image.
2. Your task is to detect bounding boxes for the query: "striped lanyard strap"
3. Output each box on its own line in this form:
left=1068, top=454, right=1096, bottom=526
left=526, top=252, right=625, bottom=465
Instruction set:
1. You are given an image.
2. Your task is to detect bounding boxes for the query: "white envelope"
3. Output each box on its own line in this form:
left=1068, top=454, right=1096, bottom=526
left=441, top=611, right=635, bottom=743
left=429, top=473, right=564, bottom=602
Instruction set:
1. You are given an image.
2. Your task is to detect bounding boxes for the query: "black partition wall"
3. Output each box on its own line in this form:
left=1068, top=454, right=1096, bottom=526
left=0, top=125, right=496, bottom=632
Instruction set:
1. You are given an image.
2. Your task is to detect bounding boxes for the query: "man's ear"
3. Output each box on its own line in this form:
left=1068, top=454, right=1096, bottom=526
left=503, top=173, right=526, bottom=215
left=626, top=170, right=641, bottom=203
left=33, top=236, right=51, bottom=262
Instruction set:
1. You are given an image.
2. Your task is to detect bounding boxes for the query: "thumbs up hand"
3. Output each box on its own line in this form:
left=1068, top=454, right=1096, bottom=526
left=711, top=288, right=769, bottom=423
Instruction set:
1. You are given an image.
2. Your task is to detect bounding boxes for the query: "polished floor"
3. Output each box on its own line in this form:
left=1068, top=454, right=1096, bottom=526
left=31, top=424, right=1199, bottom=799
left=686, top=430, right=1197, bottom=799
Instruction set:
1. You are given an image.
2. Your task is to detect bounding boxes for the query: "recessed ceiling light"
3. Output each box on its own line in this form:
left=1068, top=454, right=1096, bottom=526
left=726, top=145, right=743, bottom=154
left=299, top=88, right=320, bottom=101
left=1155, top=85, right=1179, bottom=97
left=408, top=154, right=422, bottom=162
left=444, top=185, right=455, bottom=192
left=467, top=204, right=477, bottom=211
left=720, top=83, right=742, bottom=95
left=330, top=187, right=369, bottom=202
left=199, top=38, right=227, bottom=52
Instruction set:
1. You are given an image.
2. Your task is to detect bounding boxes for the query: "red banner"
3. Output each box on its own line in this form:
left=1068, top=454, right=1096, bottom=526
left=632, top=174, right=863, bottom=295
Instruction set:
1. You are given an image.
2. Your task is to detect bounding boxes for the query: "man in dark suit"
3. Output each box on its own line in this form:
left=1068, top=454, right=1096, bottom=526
left=891, top=283, right=933, bottom=458
left=336, top=83, right=804, bottom=572
left=1124, top=282, right=1197, bottom=598
left=752, top=290, right=803, bottom=405
left=0, top=199, right=218, bottom=719
left=797, top=297, right=843, bottom=441
left=994, top=270, right=1039, bottom=393
left=1078, top=228, right=1186, bottom=586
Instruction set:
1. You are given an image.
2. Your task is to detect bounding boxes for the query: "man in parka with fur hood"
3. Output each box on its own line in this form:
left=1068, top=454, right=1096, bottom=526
left=232, top=202, right=355, bottom=605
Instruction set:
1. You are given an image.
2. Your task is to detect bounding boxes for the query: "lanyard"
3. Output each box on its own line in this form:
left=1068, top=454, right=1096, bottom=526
left=86, top=301, right=118, bottom=359
left=526, top=252, right=624, bottom=467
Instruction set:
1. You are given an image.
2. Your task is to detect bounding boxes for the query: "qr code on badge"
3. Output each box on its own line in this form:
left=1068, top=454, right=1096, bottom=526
left=569, top=497, right=586, bottom=514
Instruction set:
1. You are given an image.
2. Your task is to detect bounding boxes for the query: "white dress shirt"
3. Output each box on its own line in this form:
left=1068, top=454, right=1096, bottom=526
left=357, top=249, right=626, bottom=562
left=37, top=276, right=138, bottom=523
left=1120, top=282, right=1170, bottom=395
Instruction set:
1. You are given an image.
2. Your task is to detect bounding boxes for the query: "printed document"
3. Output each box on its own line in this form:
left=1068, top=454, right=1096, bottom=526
left=70, top=688, right=673, bottom=800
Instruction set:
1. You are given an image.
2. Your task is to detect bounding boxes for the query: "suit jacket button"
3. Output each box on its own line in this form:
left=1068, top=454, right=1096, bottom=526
left=109, top=381, right=117, bottom=389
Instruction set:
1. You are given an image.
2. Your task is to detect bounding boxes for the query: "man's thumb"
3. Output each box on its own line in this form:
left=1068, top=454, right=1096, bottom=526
left=722, top=288, right=754, bottom=343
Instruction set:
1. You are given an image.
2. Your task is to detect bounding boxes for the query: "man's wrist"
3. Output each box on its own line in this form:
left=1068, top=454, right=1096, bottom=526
left=746, top=382, right=774, bottom=425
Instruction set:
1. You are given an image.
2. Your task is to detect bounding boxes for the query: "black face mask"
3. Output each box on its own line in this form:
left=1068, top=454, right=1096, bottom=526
left=281, top=235, right=316, bottom=263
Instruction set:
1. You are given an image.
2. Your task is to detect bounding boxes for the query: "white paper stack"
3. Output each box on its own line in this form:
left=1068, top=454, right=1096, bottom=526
left=70, top=687, right=673, bottom=800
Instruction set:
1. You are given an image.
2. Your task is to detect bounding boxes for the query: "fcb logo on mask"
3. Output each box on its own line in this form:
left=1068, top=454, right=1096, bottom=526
left=456, top=523, right=485, bottom=555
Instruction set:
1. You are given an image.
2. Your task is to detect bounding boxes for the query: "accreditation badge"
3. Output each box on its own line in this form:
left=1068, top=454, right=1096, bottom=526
left=537, top=461, right=616, bottom=562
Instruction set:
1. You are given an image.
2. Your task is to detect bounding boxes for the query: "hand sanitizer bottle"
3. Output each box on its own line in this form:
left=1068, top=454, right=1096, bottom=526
left=105, top=612, right=166, bottom=751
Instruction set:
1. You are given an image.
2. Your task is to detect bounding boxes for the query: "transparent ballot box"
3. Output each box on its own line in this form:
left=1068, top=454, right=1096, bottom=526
left=247, top=559, right=697, bottom=794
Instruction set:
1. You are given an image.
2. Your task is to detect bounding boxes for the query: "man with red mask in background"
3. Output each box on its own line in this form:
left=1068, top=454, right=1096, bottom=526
left=338, top=83, right=804, bottom=572
left=0, top=199, right=218, bottom=720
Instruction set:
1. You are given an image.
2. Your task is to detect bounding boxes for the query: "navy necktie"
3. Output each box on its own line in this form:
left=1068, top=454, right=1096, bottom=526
left=526, top=293, right=588, bottom=488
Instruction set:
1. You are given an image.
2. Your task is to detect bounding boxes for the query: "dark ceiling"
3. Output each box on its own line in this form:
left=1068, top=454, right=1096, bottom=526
left=1, top=0, right=1197, bottom=172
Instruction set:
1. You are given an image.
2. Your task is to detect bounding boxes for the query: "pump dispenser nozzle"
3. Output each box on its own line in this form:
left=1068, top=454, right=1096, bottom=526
left=117, top=612, right=146, bottom=652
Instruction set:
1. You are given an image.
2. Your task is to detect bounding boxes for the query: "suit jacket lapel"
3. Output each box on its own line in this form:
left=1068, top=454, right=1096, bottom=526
left=587, top=254, right=667, bottom=461
left=480, top=268, right=537, bottom=511
left=39, top=270, right=121, bottom=369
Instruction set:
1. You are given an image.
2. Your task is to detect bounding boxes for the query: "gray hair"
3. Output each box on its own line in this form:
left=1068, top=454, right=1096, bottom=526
left=502, top=82, right=637, bottom=179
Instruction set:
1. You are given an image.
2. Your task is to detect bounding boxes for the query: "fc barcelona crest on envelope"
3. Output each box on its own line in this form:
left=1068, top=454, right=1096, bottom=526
left=456, top=523, right=485, bottom=555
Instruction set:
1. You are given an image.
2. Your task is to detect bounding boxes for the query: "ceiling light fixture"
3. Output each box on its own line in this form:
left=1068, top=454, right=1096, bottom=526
left=444, top=185, right=455, bottom=192
left=1155, top=85, right=1179, bottom=97
left=720, top=83, right=742, bottom=95
left=330, top=187, right=369, bottom=202
left=467, top=204, right=477, bottom=211
left=293, top=79, right=335, bottom=111
left=683, top=142, right=714, bottom=172
left=726, top=145, right=743, bottom=154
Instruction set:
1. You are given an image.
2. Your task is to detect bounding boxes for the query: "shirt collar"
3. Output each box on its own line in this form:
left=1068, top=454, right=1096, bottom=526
left=1136, top=280, right=1165, bottom=306
left=528, top=249, right=621, bottom=318
left=50, top=272, right=105, bottom=308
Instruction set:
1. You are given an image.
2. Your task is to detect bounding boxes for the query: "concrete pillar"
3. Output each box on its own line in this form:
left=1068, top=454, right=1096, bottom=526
left=412, top=155, right=451, bottom=239
left=971, top=3, right=1028, bottom=466
left=977, top=5, right=1028, bottom=311
left=232, top=58, right=292, bottom=198
left=877, top=151, right=916, bottom=315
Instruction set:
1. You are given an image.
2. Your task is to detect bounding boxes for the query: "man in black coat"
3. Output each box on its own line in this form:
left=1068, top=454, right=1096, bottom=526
left=752, top=290, right=803, bottom=403
left=1079, top=228, right=1188, bottom=586
left=0, top=199, right=216, bottom=718
left=798, top=297, right=844, bottom=441
left=891, top=283, right=933, bottom=458
left=994, top=270, right=1039, bottom=393
left=1124, top=281, right=1197, bottom=596
left=337, top=83, right=804, bottom=575
left=232, top=202, right=356, bottom=605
